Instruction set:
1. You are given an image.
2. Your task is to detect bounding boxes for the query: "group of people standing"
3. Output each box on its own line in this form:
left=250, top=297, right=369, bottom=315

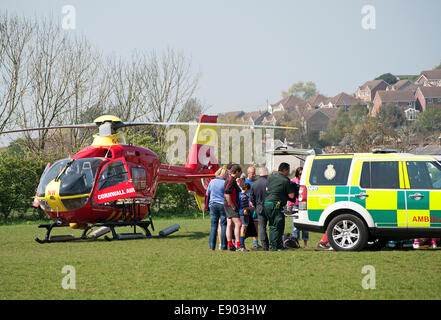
left=205, top=162, right=307, bottom=252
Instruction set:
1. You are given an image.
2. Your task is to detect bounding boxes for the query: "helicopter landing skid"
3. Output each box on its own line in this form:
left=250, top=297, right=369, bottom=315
left=34, top=221, right=78, bottom=244
left=34, top=219, right=179, bottom=244
left=103, top=220, right=153, bottom=241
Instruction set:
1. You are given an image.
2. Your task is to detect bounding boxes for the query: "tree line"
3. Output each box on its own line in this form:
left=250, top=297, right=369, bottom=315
left=277, top=102, right=441, bottom=152
left=0, top=12, right=206, bottom=154
left=320, top=102, right=441, bottom=152
left=0, top=12, right=206, bottom=221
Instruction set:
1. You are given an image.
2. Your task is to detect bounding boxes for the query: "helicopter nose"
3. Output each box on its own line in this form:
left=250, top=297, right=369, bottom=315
left=44, top=180, right=68, bottom=213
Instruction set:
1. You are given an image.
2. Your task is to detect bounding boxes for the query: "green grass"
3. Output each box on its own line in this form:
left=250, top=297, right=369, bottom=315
left=1, top=217, right=441, bottom=300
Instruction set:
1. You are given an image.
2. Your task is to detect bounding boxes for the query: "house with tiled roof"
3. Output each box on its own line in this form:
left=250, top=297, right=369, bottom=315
left=372, top=90, right=417, bottom=118
left=241, top=110, right=265, bottom=124
left=386, top=80, right=418, bottom=93
left=301, top=108, right=339, bottom=135
left=254, top=110, right=285, bottom=126
left=307, top=93, right=328, bottom=109
left=319, top=92, right=360, bottom=110
left=268, top=94, right=305, bottom=113
left=253, top=111, right=271, bottom=125
left=415, top=86, right=441, bottom=112
left=416, top=69, right=441, bottom=87
left=355, top=80, right=389, bottom=102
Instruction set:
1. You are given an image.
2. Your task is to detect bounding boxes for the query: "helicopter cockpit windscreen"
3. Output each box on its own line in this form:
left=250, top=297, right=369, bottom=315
left=37, top=158, right=105, bottom=197
left=59, top=158, right=104, bottom=196
left=37, top=159, right=69, bottom=197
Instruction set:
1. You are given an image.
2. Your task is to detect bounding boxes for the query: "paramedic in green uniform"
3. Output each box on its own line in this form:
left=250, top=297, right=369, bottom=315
left=264, top=162, right=296, bottom=251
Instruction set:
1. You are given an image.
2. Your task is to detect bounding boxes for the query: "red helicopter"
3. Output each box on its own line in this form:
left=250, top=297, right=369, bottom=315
left=1, top=114, right=295, bottom=243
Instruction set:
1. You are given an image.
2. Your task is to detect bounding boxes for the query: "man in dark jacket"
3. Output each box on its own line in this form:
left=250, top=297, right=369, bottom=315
left=250, top=166, right=269, bottom=250
left=264, top=162, right=296, bottom=251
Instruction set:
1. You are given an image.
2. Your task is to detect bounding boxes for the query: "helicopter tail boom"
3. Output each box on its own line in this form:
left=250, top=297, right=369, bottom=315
left=158, top=115, right=220, bottom=210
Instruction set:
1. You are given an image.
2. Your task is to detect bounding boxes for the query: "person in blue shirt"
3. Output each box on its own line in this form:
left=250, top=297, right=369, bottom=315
left=206, top=167, right=228, bottom=250
left=245, top=166, right=261, bottom=248
left=237, top=182, right=254, bottom=251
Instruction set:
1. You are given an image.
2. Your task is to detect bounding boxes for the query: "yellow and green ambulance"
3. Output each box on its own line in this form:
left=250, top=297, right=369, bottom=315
left=293, top=152, right=441, bottom=251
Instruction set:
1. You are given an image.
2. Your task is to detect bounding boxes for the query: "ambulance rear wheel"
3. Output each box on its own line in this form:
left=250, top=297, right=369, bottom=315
left=327, top=214, right=368, bottom=251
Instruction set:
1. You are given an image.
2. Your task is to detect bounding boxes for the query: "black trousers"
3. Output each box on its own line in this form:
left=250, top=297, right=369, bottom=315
left=256, top=204, right=269, bottom=250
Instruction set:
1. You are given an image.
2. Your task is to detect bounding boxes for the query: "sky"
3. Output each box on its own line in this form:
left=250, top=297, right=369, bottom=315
left=2, top=0, right=441, bottom=115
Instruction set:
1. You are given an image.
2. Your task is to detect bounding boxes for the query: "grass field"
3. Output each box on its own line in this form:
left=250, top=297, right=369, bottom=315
left=1, top=217, right=441, bottom=300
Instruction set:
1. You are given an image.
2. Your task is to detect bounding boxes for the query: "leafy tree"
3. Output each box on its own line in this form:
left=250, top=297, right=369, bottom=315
left=0, top=151, right=50, bottom=220
left=375, top=73, right=398, bottom=85
left=306, top=130, right=325, bottom=148
left=347, top=103, right=369, bottom=124
left=321, top=104, right=368, bottom=146
left=177, top=98, right=207, bottom=122
left=412, top=104, right=441, bottom=135
left=275, top=111, right=303, bottom=145
left=321, top=108, right=349, bottom=146
left=5, top=138, right=29, bottom=155
left=376, top=104, right=406, bottom=128
left=344, top=117, right=381, bottom=152
left=282, top=81, right=318, bottom=100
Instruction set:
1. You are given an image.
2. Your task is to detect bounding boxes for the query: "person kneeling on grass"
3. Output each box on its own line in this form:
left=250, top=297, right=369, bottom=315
left=238, top=182, right=254, bottom=252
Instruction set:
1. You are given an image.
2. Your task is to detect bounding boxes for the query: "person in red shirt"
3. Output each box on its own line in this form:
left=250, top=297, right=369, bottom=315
left=224, top=164, right=243, bottom=251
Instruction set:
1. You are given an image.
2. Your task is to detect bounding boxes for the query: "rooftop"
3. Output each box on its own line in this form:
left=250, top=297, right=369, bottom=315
left=376, top=89, right=415, bottom=102
left=270, top=94, right=306, bottom=109
left=418, top=86, right=441, bottom=98
left=419, top=69, right=441, bottom=80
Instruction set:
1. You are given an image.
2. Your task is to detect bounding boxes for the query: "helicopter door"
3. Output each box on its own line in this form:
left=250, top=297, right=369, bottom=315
left=94, top=158, right=137, bottom=204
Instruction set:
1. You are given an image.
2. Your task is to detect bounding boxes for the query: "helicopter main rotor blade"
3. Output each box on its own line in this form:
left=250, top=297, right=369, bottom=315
left=120, top=121, right=297, bottom=130
left=0, top=117, right=297, bottom=136
left=0, top=123, right=97, bottom=135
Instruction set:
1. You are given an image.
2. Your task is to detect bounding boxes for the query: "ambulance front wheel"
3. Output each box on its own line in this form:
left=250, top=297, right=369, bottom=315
left=327, top=214, right=368, bottom=251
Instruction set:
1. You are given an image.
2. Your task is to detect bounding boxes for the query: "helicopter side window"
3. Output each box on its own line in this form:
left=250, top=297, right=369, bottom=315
left=98, top=161, right=129, bottom=190
left=131, top=167, right=146, bottom=191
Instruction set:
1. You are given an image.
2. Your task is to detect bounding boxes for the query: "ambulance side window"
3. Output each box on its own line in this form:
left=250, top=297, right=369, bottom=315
left=360, top=161, right=399, bottom=189
left=406, top=161, right=441, bottom=189
left=309, top=158, right=352, bottom=186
